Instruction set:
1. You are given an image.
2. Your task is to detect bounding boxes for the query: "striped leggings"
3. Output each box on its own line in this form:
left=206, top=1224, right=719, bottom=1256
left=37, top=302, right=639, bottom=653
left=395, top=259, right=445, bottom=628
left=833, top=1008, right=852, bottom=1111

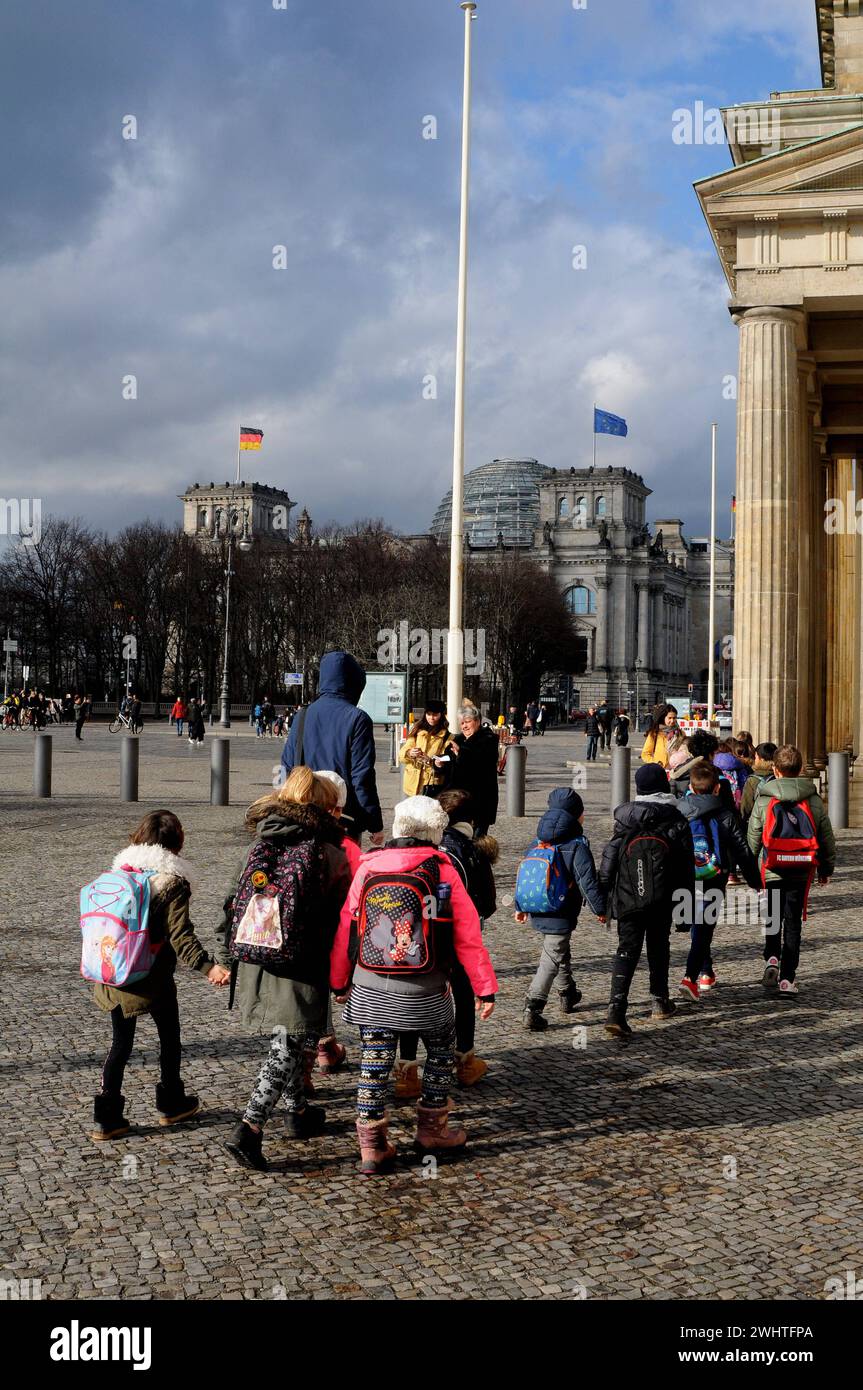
left=357, top=1025, right=455, bottom=1121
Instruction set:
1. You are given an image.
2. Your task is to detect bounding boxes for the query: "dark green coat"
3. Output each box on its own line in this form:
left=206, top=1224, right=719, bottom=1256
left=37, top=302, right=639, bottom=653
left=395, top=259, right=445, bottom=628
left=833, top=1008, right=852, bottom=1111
left=747, top=776, right=837, bottom=881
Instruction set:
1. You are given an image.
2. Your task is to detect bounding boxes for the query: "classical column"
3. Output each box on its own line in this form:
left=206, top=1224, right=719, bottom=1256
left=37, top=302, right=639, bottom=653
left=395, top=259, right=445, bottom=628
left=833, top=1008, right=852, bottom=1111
left=827, top=455, right=858, bottom=753
left=733, top=306, right=804, bottom=745
left=650, top=585, right=664, bottom=672
left=811, top=433, right=829, bottom=771
left=637, top=584, right=650, bottom=668
left=796, top=356, right=815, bottom=772
left=595, top=576, right=610, bottom=669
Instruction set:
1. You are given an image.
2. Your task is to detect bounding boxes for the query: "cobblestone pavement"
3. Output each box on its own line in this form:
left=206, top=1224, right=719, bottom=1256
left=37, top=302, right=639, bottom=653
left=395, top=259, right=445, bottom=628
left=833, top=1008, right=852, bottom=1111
left=1, top=724, right=861, bottom=1301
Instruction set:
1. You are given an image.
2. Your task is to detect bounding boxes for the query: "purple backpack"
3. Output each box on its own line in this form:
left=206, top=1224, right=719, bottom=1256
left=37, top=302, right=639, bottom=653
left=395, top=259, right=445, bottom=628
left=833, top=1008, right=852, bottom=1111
left=229, top=838, right=326, bottom=970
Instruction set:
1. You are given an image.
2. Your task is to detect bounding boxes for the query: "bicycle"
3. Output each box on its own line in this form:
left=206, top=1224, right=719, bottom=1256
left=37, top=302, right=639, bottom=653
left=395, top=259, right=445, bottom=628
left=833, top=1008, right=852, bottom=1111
left=108, top=711, right=143, bottom=734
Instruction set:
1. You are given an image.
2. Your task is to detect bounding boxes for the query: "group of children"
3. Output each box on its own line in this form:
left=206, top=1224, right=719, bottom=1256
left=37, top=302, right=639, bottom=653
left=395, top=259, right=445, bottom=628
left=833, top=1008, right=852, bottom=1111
left=80, top=725, right=836, bottom=1175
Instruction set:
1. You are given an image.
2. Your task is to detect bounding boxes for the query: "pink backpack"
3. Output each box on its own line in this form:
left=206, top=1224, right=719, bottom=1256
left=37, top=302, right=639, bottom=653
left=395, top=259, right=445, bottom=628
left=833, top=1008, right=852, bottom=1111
left=80, top=868, right=158, bottom=986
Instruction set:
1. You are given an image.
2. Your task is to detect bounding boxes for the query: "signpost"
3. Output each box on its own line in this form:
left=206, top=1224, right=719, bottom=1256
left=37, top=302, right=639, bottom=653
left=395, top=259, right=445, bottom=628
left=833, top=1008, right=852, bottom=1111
left=359, top=672, right=408, bottom=772
left=3, top=637, right=17, bottom=699
left=122, top=634, right=137, bottom=696
left=283, top=672, right=303, bottom=689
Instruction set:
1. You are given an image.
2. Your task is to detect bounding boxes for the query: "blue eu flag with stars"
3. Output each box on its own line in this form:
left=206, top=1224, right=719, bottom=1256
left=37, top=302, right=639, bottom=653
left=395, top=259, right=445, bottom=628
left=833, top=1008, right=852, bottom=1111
left=594, top=408, right=628, bottom=438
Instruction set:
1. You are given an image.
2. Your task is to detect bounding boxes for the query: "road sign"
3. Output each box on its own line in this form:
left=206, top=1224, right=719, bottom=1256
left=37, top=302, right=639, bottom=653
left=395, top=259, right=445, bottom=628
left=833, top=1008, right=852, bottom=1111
left=283, top=672, right=303, bottom=688
left=358, top=671, right=407, bottom=724
left=3, top=639, right=17, bottom=653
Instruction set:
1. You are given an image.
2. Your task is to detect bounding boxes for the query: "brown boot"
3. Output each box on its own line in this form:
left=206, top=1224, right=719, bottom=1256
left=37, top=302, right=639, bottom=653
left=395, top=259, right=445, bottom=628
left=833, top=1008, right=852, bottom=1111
left=355, top=1117, right=396, bottom=1177
left=316, top=1035, right=347, bottom=1074
left=413, top=1104, right=467, bottom=1156
left=393, top=1060, right=422, bottom=1101
left=455, top=1050, right=488, bottom=1087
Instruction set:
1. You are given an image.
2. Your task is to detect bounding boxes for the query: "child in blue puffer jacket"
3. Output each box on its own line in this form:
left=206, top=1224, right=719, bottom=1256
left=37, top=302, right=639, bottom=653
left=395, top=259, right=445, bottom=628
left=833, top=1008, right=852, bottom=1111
left=514, top=789, right=606, bottom=1031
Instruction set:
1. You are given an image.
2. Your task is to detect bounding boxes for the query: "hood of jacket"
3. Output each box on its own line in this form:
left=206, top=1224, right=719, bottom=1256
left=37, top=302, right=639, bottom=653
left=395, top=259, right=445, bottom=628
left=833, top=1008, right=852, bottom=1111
left=714, top=751, right=749, bottom=774
left=537, top=788, right=584, bottom=845
left=613, top=799, right=685, bottom=832
left=317, top=651, right=366, bottom=705
left=751, top=758, right=773, bottom=778
left=754, top=776, right=819, bottom=803
left=366, top=842, right=448, bottom=872
left=680, top=792, right=723, bottom=821
left=112, top=844, right=198, bottom=894
left=256, top=802, right=344, bottom=847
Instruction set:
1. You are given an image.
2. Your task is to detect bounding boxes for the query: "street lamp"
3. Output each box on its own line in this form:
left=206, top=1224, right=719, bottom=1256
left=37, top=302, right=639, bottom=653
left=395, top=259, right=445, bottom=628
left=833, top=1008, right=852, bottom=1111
left=219, top=496, right=253, bottom=728
left=635, top=657, right=643, bottom=730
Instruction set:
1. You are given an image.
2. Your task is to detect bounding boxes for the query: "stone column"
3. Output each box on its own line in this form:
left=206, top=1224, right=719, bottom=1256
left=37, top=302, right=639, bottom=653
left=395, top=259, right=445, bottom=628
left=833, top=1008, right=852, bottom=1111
left=811, top=433, right=829, bottom=771
left=651, top=585, right=664, bottom=672
left=827, top=455, right=858, bottom=753
left=732, top=306, right=804, bottom=745
left=796, top=356, right=815, bottom=772
left=595, top=576, right=610, bottom=669
left=637, top=585, right=650, bottom=668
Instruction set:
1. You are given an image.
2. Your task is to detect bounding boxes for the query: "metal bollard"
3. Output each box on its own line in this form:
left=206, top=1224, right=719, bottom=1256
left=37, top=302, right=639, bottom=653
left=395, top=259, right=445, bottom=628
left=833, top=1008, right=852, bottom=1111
left=211, top=736, right=230, bottom=807
left=610, top=745, right=631, bottom=815
left=34, top=734, right=52, bottom=798
left=121, top=736, right=139, bottom=802
left=828, top=751, right=849, bottom=830
left=505, top=742, right=527, bottom=817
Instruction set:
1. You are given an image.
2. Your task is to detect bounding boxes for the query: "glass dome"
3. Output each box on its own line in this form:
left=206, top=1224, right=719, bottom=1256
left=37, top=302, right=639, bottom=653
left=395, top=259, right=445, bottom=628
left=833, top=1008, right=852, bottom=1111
left=430, top=458, right=552, bottom=548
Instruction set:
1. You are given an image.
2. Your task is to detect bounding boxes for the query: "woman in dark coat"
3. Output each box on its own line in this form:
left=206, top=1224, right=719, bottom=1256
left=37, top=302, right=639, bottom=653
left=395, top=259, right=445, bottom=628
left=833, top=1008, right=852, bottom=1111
left=449, top=704, right=499, bottom=836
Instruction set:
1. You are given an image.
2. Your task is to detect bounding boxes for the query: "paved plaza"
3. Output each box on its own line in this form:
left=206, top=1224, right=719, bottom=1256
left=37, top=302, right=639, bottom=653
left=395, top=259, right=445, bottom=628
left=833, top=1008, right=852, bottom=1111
left=1, top=723, right=861, bottom=1301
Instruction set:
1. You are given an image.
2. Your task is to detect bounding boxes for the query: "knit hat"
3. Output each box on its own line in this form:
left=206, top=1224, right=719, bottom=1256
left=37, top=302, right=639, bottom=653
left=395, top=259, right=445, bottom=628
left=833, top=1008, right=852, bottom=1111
left=635, top=764, right=670, bottom=795
left=316, top=770, right=347, bottom=809
left=391, top=795, right=448, bottom=845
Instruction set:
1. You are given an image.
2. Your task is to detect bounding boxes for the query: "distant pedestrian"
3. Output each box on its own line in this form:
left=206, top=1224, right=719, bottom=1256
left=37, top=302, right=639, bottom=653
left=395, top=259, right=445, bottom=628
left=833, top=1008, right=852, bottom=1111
left=613, top=709, right=631, bottom=746
left=584, top=706, right=600, bottom=761
left=187, top=700, right=205, bottom=747
left=450, top=704, right=499, bottom=835
left=526, top=700, right=540, bottom=736
left=74, top=694, right=90, bottom=742
left=171, top=695, right=187, bottom=738
left=639, top=703, right=680, bottom=767
left=597, top=701, right=612, bottom=751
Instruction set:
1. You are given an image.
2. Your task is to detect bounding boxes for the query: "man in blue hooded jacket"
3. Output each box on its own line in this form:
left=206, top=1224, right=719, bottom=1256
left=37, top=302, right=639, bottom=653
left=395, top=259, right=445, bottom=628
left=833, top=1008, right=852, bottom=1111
left=280, top=651, right=384, bottom=843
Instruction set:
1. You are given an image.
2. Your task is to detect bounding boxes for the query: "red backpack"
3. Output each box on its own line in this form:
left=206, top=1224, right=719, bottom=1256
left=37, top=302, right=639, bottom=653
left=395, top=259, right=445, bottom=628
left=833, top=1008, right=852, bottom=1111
left=352, top=855, right=447, bottom=976
left=761, top=797, right=819, bottom=879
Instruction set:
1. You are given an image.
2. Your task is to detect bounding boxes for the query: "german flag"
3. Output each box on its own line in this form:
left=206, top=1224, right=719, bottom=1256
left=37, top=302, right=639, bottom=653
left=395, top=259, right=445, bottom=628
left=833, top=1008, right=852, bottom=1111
left=239, top=427, right=264, bottom=451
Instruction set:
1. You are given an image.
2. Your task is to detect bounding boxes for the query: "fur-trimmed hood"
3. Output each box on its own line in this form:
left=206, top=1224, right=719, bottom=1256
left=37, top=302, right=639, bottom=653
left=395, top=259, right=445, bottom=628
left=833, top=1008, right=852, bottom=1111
left=112, top=843, right=199, bottom=894
left=254, top=801, right=345, bottom=847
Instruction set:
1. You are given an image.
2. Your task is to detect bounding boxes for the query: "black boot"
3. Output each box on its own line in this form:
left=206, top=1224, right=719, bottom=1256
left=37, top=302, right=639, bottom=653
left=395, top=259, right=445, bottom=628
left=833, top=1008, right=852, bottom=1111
left=225, top=1121, right=268, bottom=1172
left=91, top=1093, right=131, bottom=1142
left=522, top=998, right=549, bottom=1031
left=605, top=1009, right=633, bottom=1038
left=558, top=984, right=583, bottom=1015
left=155, top=1082, right=200, bottom=1127
left=284, top=1104, right=326, bottom=1139
left=651, top=996, right=676, bottom=1020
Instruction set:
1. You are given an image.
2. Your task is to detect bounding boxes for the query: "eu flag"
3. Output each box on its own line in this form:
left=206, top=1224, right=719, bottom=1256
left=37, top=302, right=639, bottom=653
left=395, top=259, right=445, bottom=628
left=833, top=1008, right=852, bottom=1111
left=594, top=408, right=628, bottom=438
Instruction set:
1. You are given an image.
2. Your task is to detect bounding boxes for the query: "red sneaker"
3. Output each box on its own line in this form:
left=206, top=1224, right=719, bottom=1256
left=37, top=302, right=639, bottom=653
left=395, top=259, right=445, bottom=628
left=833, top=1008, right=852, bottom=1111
left=679, top=977, right=700, bottom=1002
left=697, top=972, right=716, bottom=993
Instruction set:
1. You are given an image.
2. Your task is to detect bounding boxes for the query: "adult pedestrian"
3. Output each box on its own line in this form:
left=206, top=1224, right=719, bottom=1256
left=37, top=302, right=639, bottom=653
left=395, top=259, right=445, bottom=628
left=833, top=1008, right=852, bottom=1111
left=639, top=703, right=680, bottom=766
left=170, top=695, right=188, bottom=738
left=584, top=706, right=601, bottom=762
left=399, top=699, right=453, bottom=797
left=525, top=699, right=540, bottom=736
left=187, top=699, right=205, bottom=747
left=280, top=651, right=383, bottom=845
left=534, top=703, right=545, bottom=736
left=613, top=708, right=631, bottom=746
left=74, top=693, right=90, bottom=742
left=449, top=705, right=499, bottom=836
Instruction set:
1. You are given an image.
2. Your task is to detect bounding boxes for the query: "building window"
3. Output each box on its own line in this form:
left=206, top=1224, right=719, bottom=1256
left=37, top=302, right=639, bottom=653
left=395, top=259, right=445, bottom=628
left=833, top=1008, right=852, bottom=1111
left=595, top=495, right=607, bottom=518
left=574, top=495, right=587, bottom=527
left=565, top=584, right=597, bottom=616
left=198, top=508, right=208, bottom=531
left=558, top=496, right=570, bottom=519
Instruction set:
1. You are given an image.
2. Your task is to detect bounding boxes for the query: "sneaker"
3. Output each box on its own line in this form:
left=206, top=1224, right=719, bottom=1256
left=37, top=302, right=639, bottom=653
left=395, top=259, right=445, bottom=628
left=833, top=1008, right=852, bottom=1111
left=523, top=999, right=549, bottom=1032
left=697, top=973, right=717, bottom=993
left=605, top=1019, right=633, bottom=1039
left=558, top=985, right=583, bottom=1015
left=225, top=1121, right=268, bottom=1172
left=679, top=977, right=700, bottom=1002
left=651, top=997, right=676, bottom=1020
left=284, top=1104, right=326, bottom=1138
left=762, top=958, right=780, bottom=987
left=778, top=978, right=799, bottom=997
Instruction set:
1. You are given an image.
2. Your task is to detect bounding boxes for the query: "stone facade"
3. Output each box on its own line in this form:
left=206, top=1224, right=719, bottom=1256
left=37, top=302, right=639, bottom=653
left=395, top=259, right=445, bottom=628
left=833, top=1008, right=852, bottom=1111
left=697, top=0, right=863, bottom=799
left=180, top=481, right=294, bottom=547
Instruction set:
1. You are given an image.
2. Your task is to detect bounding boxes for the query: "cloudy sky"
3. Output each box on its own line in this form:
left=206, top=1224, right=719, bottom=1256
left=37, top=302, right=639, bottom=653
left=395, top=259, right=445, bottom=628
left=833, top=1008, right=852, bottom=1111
left=0, top=0, right=819, bottom=541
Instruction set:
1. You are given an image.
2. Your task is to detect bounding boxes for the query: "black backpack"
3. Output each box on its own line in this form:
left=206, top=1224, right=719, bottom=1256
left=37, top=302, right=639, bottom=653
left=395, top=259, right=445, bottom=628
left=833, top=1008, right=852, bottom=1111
left=614, top=825, right=674, bottom=915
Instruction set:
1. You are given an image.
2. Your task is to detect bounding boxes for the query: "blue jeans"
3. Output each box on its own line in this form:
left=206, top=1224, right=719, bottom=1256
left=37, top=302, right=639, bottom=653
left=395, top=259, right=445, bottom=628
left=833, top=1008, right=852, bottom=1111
left=685, top=924, right=715, bottom=982
left=176, top=719, right=184, bottom=736
left=586, top=735, right=598, bottom=761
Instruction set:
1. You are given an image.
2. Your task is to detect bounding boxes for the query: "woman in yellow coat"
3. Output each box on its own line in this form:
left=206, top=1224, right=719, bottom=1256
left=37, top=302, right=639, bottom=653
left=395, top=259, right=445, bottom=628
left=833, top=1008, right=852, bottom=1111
left=639, top=702, right=680, bottom=766
left=399, top=700, right=454, bottom=796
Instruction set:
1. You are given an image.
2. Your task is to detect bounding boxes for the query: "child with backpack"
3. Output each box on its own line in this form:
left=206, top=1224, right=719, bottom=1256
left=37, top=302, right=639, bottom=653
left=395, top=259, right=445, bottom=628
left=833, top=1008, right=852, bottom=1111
left=514, top=789, right=606, bottom=1031
left=747, top=745, right=836, bottom=995
left=713, top=740, right=751, bottom=810
left=330, top=795, right=498, bottom=1176
left=309, top=770, right=363, bottom=1079
left=599, top=765, right=694, bottom=1037
left=740, top=742, right=777, bottom=827
left=395, top=788, right=498, bottom=1094
left=216, top=767, right=352, bottom=1171
left=676, top=760, right=761, bottom=1000
left=83, top=810, right=230, bottom=1141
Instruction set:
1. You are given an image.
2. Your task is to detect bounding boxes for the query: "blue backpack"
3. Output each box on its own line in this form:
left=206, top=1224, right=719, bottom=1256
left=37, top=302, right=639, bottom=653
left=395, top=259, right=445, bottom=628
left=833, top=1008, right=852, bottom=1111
left=80, top=868, right=157, bottom=986
left=515, top=841, right=570, bottom=914
left=685, top=798, right=724, bottom=880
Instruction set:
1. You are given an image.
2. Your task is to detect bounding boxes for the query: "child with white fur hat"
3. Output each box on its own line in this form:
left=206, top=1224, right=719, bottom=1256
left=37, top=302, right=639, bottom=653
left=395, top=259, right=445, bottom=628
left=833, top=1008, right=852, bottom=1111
left=330, top=795, right=498, bottom=1176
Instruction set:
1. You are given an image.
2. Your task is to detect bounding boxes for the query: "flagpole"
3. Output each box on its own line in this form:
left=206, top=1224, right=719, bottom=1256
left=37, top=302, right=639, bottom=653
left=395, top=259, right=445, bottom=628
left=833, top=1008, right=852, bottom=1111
left=236, top=428, right=241, bottom=486
left=592, top=402, right=596, bottom=470
left=707, top=423, right=718, bottom=725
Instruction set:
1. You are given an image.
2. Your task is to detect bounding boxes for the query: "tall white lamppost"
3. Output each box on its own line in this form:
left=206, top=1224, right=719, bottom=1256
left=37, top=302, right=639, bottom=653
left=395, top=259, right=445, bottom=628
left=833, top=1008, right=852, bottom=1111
left=446, top=1, right=477, bottom=727
left=707, top=423, right=718, bottom=726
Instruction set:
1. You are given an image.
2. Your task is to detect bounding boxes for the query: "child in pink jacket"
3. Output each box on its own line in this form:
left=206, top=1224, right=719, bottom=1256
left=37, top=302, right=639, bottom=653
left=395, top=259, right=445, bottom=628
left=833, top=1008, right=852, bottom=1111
left=330, top=795, right=497, bottom=1176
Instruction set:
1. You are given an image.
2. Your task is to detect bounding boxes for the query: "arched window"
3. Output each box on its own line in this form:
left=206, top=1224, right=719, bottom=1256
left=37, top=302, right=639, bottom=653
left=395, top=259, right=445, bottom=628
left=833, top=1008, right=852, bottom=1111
left=198, top=508, right=208, bottom=531
left=557, top=496, right=570, bottom=519
left=565, top=584, right=597, bottom=616
left=595, top=495, right=607, bottom=518
left=574, top=495, right=587, bottom=527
